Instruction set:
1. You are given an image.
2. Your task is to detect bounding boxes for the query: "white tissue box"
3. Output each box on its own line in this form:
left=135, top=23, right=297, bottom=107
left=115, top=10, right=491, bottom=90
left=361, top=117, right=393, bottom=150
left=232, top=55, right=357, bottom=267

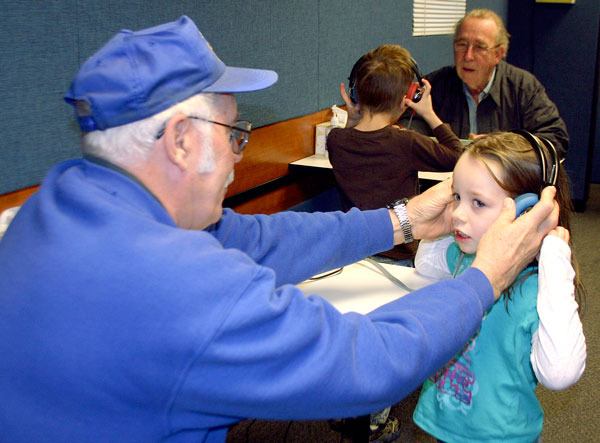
left=314, top=122, right=333, bottom=157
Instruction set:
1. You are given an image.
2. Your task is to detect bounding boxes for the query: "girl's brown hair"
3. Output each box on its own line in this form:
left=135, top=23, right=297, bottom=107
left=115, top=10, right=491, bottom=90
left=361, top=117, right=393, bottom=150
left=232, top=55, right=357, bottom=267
left=466, top=132, right=584, bottom=311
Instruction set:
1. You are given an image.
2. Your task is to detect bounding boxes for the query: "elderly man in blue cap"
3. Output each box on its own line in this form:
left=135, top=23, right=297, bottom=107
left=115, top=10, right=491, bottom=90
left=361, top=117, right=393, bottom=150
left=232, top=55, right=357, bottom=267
left=0, top=15, right=558, bottom=442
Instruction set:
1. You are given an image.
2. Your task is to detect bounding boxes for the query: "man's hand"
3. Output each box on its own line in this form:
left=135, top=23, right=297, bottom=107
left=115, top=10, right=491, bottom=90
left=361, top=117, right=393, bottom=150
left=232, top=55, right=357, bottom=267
left=339, top=82, right=361, bottom=128
left=403, top=179, right=455, bottom=242
left=473, top=186, right=559, bottom=299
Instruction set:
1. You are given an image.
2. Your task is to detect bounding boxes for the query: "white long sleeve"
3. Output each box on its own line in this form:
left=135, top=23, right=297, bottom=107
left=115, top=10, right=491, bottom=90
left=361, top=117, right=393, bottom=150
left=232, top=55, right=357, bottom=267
left=531, top=235, right=586, bottom=390
left=414, top=235, right=454, bottom=280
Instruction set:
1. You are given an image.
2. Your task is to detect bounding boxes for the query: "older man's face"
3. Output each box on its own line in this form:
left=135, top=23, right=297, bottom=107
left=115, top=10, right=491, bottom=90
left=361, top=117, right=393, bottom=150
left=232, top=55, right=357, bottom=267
left=454, top=17, right=505, bottom=96
left=186, top=94, right=243, bottom=229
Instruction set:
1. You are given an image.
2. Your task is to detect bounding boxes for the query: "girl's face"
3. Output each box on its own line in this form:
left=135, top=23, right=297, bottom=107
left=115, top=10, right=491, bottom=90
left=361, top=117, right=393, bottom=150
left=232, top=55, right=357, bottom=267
left=451, top=152, right=510, bottom=254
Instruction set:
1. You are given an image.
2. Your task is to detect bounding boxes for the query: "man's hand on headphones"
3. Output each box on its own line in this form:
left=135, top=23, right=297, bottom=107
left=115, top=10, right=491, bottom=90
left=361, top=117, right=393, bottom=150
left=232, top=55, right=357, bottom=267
left=406, top=179, right=455, bottom=241
left=339, top=82, right=361, bottom=128
left=473, top=186, right=559, bottom=300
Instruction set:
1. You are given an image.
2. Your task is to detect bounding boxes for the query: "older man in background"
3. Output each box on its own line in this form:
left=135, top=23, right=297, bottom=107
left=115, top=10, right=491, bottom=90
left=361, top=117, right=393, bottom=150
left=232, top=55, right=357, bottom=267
left=426, top=9, right=569, bottom=156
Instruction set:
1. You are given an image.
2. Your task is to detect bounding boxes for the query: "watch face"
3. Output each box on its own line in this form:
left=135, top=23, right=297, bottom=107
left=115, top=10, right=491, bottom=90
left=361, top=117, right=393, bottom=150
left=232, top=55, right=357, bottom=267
left=387, top=198, right=408, bottom=208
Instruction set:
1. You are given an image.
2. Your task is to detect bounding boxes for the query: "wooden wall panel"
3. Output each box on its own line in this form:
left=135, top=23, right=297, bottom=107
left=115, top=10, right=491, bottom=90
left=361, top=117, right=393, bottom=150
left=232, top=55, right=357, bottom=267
left=0, top=186, right=38, bottom=214
left=0, top=109, right=334, bottom=215
left=226, top=108, right=331, bottom=197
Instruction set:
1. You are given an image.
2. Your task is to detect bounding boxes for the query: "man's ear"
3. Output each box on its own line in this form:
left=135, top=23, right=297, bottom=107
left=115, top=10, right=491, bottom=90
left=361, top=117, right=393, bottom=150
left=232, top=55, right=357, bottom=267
left=495, top=46, right=507, bottom=62
left=162, top=114, right=193, bottom=171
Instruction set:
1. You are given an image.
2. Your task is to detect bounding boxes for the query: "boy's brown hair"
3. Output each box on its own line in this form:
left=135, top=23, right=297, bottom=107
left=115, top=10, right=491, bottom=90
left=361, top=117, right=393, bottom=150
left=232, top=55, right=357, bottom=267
left=354, top=44, right=415, bottom=118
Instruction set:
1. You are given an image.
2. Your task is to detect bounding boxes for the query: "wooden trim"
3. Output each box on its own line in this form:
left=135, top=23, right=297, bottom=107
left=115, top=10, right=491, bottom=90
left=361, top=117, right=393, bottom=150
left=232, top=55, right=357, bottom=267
left=0, top=108, right=333, bottom=215
left=225, top=108, right=331, bottom=197
left=225, top=168, right=337, bottom=214
left=0, top=186, right=38, bottom=213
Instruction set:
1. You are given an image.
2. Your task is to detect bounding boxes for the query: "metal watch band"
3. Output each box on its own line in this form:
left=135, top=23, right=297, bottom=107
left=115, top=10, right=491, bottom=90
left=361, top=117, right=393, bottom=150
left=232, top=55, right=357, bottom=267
left=390, top=198, right=413, bottom=243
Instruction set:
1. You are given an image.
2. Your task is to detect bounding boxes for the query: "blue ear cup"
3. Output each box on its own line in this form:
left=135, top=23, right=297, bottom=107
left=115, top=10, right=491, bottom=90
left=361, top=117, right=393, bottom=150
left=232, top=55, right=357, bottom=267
left=515, top=193, right=539, bottom=217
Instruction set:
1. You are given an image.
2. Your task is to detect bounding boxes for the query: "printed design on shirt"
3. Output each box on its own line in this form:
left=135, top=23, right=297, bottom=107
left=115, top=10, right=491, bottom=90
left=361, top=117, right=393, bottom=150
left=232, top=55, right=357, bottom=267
left=430, top=334, right=479, bottom=414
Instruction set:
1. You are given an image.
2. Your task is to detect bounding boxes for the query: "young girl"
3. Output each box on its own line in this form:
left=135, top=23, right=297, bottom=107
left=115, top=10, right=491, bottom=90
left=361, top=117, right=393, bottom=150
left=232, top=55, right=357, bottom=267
left=412, top=131, right=586, bottom=442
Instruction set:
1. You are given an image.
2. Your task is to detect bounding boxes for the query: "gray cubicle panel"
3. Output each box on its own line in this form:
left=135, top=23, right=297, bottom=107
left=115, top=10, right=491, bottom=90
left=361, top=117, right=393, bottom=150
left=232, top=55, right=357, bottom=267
left=1, top=0, right=504, bottom=196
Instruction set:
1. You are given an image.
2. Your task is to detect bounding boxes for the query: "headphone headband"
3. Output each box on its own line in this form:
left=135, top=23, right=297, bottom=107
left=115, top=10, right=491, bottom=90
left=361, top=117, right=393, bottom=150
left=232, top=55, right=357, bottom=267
left=348, top=53, right=424, bottom=104
left=409, top=57, right=424, bottom=87
left=511, top=130, right=559, bottom=189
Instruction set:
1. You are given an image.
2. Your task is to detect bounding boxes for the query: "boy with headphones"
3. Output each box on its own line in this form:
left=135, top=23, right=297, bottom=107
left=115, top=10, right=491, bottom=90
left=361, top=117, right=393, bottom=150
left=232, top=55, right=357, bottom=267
left=328, top=44, right=464, bottom=263
left=327, top=44, right=464, bottom=442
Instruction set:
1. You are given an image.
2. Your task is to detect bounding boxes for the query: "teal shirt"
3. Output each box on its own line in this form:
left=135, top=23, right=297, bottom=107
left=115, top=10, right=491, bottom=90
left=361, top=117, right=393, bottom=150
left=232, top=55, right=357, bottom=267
left=414, top=243, right=542, bottom=442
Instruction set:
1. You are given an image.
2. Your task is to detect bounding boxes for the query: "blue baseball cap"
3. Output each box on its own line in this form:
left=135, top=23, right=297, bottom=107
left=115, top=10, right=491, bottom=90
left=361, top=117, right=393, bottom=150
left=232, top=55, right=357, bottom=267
left=64, top=16, right=278, bottom=132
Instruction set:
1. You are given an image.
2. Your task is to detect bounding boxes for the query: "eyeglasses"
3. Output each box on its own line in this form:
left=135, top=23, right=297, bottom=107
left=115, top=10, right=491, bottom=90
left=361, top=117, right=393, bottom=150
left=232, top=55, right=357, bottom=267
left=156, top=116, right=252, bottom=154
left=453, top=40, right=500, bottom=55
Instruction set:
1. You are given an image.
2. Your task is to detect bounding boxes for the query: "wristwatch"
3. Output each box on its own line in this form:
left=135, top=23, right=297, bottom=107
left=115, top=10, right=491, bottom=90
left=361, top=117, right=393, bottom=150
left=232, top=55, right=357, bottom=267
left=386, top=198, right=413, bottom=243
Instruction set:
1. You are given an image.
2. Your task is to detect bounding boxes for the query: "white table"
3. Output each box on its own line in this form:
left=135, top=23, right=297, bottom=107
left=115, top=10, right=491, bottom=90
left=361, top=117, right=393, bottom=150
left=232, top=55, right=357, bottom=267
left=290, top=154, right=452, bottom=182
left=298, top=260, right=438, bottom=314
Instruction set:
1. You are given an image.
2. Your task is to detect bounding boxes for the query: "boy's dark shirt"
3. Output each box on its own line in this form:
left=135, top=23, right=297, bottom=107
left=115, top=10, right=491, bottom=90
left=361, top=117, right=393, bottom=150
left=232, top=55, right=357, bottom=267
left=327, top=123, right=462, bottom=259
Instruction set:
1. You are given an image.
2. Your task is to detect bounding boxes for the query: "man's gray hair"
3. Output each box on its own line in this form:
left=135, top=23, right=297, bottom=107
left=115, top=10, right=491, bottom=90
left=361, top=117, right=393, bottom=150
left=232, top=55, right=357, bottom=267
left=454, top=8, right=511, bottom=54
left=81, top=93, right=220, bottom=166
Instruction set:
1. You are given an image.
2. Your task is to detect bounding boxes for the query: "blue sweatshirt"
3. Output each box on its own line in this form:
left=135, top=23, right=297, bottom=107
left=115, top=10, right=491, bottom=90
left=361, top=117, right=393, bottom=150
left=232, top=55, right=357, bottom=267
left=0, top=159, right=492, bottom=442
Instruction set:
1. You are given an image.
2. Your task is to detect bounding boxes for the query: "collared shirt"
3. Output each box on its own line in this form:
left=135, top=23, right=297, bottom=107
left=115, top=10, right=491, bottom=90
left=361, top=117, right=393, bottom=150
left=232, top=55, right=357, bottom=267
left=463, top=68, right=496, bottom=135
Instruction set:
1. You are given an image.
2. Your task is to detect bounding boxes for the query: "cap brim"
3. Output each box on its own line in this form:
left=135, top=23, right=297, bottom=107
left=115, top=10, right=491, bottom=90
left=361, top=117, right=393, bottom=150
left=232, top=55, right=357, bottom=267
left=203, top=66, right=278, bottom=93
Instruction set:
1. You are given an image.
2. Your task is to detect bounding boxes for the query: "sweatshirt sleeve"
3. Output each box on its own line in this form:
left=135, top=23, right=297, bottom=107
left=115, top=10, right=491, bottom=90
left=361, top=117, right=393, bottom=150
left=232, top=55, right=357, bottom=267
left=207, top=208, right=394, bottom=286
left=170, top=266, right=494, bottom=423
left=411, top=124, right=463, bottom=172
left=530, top=235, right=586, bottom=390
